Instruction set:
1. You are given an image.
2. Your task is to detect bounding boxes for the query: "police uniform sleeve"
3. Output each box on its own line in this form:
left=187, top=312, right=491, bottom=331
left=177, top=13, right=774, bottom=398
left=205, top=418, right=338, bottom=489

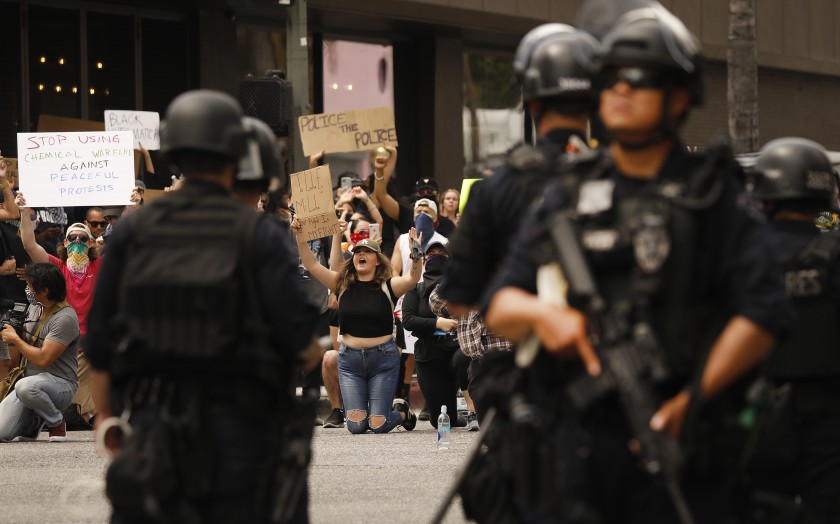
left=252, top=218, right=319, bottom=355
left=478, top=183, right=562, bottom=314
left=438, top=180, right=492, bottom=305
left=708, top=178, right=795, bottom=337
left=84, top=214, right=133, bottom=371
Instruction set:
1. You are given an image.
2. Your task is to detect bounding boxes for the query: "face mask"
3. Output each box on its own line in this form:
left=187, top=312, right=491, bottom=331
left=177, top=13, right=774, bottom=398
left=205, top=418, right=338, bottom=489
left=350, top=231, right=369, bottom=246
left=66, top=240, right=90, bottom=277
left=25, top=287, right=38, bottom=306
left=423, top=254, right=449, bottom=275
left=414, top=212, right=436, bottom=251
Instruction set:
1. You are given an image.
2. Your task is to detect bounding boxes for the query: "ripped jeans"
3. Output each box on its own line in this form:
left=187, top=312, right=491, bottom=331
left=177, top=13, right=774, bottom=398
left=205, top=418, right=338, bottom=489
left=337, top=340, right=403, bottom=434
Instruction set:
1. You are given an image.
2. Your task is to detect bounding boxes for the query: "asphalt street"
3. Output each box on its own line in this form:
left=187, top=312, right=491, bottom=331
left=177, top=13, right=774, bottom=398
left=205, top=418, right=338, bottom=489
left=0, top=419, right=476, bottom=524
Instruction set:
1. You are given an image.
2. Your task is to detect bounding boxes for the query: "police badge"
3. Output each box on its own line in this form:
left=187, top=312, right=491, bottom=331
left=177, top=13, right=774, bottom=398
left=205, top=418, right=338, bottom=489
left=633, top=214, right=671, bottom=273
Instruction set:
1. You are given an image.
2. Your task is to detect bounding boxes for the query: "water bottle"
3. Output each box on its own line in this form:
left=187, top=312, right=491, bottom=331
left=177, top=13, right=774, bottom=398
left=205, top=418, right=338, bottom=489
left=437, top=405, right=451, bottom=451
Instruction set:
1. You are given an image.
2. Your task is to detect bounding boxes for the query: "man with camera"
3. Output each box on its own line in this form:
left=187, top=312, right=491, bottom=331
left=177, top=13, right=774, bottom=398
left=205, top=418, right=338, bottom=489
left=0, top=263, right=79, bottom=442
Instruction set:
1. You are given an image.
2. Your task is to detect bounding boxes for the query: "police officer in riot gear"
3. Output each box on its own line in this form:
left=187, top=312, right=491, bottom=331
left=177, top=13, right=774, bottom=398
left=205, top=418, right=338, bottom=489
left=440, top=23, right=600, bottom=312
left=484, top=6, right=793, bottom=522
left=744, top=137, right=840, bottom=523
left=85, top=90, right=321, bottom=524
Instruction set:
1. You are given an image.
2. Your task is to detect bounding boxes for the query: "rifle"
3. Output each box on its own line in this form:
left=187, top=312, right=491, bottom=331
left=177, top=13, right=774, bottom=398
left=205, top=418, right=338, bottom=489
left=541, top=209, right=697, bottom=524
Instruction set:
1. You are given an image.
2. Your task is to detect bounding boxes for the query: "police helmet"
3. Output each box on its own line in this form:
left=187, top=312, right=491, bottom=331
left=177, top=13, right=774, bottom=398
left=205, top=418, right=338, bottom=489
left=520, top=29, right=601, bottom=102
left=513, top=24, right=575, bottom=83
left=161, top=90, right=250, bottom=159
left=239, top=116, right=287, bottom=190
left=752, top=138, right=839, bottom=206
left=593, top=6, right=704, bottom=105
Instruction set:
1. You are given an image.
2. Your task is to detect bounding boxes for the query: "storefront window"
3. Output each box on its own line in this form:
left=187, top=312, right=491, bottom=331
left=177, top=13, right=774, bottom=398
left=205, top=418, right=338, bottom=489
left=142, top=18, right=190, bottom=114
left=462, top=52, right=522, bottom=174
left=322, top=40, right=393, bottom=182
left=0, top=2, right=21, bottom=157
left=87, top=12, right=136, bottom=121
left=28, top=5, right=81, bottom=129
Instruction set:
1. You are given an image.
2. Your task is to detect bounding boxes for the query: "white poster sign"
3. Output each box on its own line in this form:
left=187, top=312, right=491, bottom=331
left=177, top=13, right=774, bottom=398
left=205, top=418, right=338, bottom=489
left=17, top=131, right=136, bottom=207
left=104, top=110, right=161, bottom=150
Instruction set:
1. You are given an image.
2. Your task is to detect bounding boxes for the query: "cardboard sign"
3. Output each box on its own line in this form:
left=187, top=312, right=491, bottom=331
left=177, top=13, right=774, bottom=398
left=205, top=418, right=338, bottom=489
left=143, top=188, right=167, bottom=204
left=298, top=106, right=398, bottom=157
left=104, top=110, right=160, bottom=150
left=290, top=165, right=340, bottom=241
left=37, top=114, right=104, bottom=133
left=3, top=158, right=18, bottom=184
left=17, top=131, right=136, bottom=207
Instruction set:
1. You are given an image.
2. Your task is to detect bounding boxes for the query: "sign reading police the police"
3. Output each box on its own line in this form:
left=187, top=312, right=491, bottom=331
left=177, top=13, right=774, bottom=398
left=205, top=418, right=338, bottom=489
left=298, top=107, right=398, bottom=157
left=104, top=110, right=161, bottom=150
left=16, top=131, right=135, bottom=207
left=290, top=164, right=341, bottom=241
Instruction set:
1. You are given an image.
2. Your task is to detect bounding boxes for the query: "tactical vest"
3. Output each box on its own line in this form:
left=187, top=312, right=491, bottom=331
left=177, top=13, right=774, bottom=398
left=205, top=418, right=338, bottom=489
left=114, top=189, right=273, bottom=379
left=559, top=148, right=730, bottom=380
left=767, top=231, right=840, bottom=379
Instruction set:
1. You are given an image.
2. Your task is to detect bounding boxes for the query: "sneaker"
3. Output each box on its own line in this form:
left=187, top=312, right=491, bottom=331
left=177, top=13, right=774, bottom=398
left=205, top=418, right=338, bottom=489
left=16, top=419, right=45, bottom=442
left=467, top=412, right=479, bottom=432
left=455, top=414, right=468, bottom=428
left=323, top=408, right=345, bottom=428
left=392, top=398, right=417, bottom=431
left=418, top=406, right=430, bottom=421
left=48, top=419, right=67, bottom=442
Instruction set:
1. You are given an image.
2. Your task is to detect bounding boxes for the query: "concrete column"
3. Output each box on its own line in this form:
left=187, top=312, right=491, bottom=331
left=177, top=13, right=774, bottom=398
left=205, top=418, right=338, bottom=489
left=287, top=0, right=309, bottom=174
left=432, top=36, right=464, bottom=195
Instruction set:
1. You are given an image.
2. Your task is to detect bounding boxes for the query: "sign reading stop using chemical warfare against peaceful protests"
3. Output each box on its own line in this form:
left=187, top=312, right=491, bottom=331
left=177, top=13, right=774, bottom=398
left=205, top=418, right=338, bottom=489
left=17, top=131, right=136, bottom=207
left=298, top=106, right=398, bottom=157
left=290, top=165, right=341, bottom=242
left=104, top=110, right=161, bottom=150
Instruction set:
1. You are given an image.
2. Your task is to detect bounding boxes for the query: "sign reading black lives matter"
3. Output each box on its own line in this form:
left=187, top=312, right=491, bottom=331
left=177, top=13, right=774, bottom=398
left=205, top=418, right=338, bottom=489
left=17, top=131, right=135, bottom=207
left=290, top=165, right=341, bottom=242
left=298, top=107, right=398, bottom=157
left=104, top=110, right=160, bottom=150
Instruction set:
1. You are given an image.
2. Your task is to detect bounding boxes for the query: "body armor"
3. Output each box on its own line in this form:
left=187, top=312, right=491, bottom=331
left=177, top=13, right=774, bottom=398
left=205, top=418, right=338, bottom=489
left=768, top=231, right=840, bottom=379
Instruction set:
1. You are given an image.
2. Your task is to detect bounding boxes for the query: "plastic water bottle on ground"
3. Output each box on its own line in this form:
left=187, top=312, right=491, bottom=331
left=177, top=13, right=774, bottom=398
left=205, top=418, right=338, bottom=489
left=437, top=405, right=451, bottom=451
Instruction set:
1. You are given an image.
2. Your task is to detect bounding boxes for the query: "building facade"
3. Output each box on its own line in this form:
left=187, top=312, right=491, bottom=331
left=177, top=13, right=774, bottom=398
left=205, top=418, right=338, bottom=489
left=3, top=0, right=840, bottom=194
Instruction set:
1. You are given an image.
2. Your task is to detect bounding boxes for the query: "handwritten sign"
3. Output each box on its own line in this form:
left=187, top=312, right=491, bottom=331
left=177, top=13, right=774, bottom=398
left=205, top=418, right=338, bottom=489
left=17, top=131, right=135, bottom=207
left=290, top=165, right=340, bottom=241
left=3, top=158, right=18, bottom=184
left=298, top=106, right=398, bottom=157
left=104, top=110, right=160, bottom=150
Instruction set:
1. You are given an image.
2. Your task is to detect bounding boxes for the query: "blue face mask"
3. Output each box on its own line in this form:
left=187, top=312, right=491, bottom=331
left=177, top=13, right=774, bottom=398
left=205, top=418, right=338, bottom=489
left=414, top=212, right=435, bottom=251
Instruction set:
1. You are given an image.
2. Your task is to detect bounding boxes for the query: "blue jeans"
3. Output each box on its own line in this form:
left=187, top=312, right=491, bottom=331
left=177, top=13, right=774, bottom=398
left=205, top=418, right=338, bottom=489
left=0, top=373, right=77, bottom=441
left=337, top=340, right=403, bottom=434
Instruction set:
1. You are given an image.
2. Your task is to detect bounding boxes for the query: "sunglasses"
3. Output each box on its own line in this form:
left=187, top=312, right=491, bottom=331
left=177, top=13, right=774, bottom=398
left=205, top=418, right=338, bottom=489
left=67, top=234, right=90, bottom=243
left=602, top=67, right=670, bottom=90
left=87, top=221, right=107, bottom=228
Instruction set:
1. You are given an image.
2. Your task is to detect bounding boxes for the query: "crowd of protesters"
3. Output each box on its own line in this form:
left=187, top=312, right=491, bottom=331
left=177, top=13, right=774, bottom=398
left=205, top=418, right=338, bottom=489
left=0, top=137, right=499, bottom=441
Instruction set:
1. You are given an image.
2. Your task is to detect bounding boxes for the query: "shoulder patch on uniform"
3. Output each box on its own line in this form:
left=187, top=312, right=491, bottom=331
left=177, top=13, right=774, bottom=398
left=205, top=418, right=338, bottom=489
left=506, top=144, right=550, bottom=172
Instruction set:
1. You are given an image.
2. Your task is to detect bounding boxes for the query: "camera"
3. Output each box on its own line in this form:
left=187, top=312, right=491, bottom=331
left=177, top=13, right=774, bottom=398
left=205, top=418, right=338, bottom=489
left=0, top=301, right=28, bottom=338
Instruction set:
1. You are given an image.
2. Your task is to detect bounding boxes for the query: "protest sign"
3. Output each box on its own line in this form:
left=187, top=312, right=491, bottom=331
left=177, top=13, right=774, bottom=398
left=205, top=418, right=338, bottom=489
left=17, top=131, right=135, bottom=207
left=459, top=178, right=481, bottom=215
left=290, top=164, right=340, bottom=241
left=37, top=114, right=104, bottom=133
left=3, top=158, right=18, bottom=183
left=143, top=189, right=167, bottom=204
left=104, top=110, right=161, bottom=150
left=298, top=106, right=398, bottom=157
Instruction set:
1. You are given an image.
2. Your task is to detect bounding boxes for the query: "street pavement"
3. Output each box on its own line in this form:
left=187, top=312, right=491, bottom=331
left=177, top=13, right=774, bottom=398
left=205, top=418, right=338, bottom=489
left=0, top=419, right=476, bottom=524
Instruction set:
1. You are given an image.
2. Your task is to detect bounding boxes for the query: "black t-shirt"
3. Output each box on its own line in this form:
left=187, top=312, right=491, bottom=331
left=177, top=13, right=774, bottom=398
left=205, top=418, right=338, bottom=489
left=484, top=145, right=794, bottom=341
left=338, top=278, right=397, bottom=338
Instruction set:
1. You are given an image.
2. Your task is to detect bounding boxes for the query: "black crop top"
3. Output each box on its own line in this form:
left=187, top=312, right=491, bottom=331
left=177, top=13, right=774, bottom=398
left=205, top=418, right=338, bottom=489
left=338, top=279, right=397, bottom=338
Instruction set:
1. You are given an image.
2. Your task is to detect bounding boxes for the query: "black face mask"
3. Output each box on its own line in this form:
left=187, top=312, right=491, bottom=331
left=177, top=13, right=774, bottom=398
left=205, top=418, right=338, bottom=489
left=422, top=254, right=449, bottom=295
